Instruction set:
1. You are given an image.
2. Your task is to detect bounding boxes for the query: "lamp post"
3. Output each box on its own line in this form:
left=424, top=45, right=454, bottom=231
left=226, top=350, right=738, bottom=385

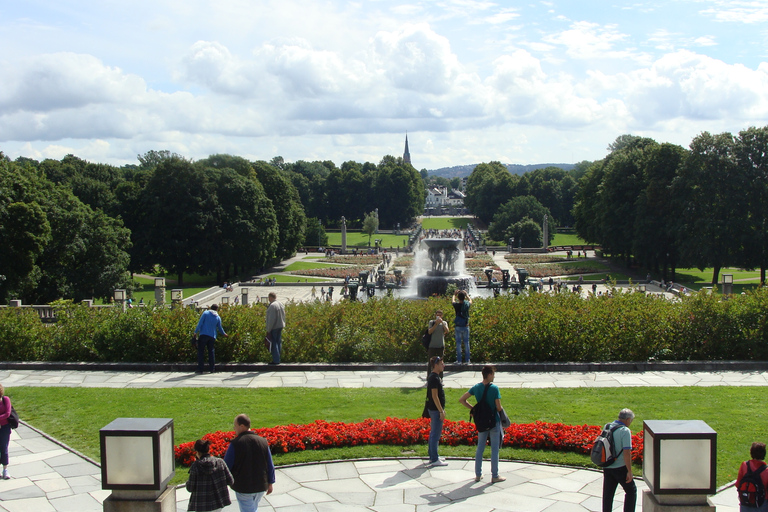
left=114, top=289, right=127, bottom=312
left=170, top=289, right=183, bottom=307
left=241, top=287, right=249, bottom=306
left=154, top=278, right=166, bottom=306
left=221, top=296, right=229, bottom=305
left=643, top=420, right=716, bottom=511
left=101, top=418, right=176, bottom=511
left=722, top=273, right=733, bottom=296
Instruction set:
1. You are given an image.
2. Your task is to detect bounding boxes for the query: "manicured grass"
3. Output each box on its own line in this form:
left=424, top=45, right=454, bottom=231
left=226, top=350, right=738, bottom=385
left=6, top=386, right=754, bottom=487
left=325, top=232, right=410, bottom=248
left=259, top=274, right=329, bottom=283
left=551, top=233, right=588, bottom=246
left=282, top=261, right=344, bottom=271
left=421, top=217, right=472, bottom=230
left=674, top=267, right=761, bottom=285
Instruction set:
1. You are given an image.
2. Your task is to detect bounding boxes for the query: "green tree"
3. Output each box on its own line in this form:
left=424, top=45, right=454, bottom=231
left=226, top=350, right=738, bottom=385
left=488, top=196, right=553, bottom=244
left=735, top=126, right=768, bottom=283
left=374, top=156, right=424, bottom=227
left=508, top=217, right=543, bottom=247
left=252, top=161, right=306, bottom=261
left=464, top=162, right=517, bottom=224
left=303, top=217, right=328, bottom=248
left=362, top=211, right=378, bottom=246
left=676, top=131, right=747, bottom=284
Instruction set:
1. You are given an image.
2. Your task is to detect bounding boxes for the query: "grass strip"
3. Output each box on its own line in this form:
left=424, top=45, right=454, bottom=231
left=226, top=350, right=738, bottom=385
left=7, top=385, right=749, bottom=487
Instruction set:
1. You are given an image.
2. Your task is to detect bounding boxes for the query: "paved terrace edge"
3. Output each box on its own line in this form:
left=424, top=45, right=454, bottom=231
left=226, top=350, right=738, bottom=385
left=1, top=360, right=767, bottom=373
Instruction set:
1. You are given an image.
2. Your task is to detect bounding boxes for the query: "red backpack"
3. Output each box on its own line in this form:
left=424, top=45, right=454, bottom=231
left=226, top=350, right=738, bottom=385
left=738, top=462, right=767, bottom=508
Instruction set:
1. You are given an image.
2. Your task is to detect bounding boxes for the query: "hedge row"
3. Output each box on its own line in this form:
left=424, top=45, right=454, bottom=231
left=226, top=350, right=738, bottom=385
left=2, top=288, right=768, bottom=363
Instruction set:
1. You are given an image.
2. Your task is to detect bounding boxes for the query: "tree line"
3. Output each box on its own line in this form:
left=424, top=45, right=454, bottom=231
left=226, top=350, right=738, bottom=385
left=464, top=162, right=590, bottom=246
left=0, top=151, right=424, bottom=303
left=572, top=128, right=768, bottom=284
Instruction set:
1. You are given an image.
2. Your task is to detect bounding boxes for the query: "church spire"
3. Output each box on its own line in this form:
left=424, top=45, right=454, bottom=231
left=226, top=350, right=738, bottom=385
left=403, top=133, right=411, bottom=165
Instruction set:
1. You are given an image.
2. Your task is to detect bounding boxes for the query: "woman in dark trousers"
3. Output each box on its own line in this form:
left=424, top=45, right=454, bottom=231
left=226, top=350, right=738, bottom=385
left=186, top=439, right=234, bottom=512
left=0, top=383, right=12, bottom=479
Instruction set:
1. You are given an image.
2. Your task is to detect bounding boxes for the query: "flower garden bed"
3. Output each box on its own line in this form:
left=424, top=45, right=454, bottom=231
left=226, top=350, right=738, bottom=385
left=174, top=418, right=642, bottom=467
left=290, top=266, right=375, bottom=279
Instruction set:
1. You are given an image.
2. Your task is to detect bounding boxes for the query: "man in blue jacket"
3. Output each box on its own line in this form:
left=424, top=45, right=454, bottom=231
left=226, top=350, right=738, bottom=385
left=194, top=304, right=227, bottom=373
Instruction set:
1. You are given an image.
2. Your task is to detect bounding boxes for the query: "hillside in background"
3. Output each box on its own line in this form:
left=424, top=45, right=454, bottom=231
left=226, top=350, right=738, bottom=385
left=428, top=163, right=576, bottom=178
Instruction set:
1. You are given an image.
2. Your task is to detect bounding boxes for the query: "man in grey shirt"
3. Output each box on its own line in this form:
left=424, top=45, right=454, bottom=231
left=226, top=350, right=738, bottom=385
left=266, top=292, right=286, bottom=364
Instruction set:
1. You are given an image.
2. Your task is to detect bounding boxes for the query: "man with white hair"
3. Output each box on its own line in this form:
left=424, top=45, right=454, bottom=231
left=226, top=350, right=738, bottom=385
left=602, top=408, right=637, bottom=512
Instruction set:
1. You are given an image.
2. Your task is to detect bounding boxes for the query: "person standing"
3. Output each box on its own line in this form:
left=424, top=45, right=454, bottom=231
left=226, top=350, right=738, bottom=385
left=426, top=356, right=448, bottom=467
left=427, top=310, right=448, bottom=378
left=736, top=442, right=768, bottom=511
left=186, top=438, right=234, bottom=511
left=0, top=384, right=11, bottom=479
left=194, top=304, right=227, bottom=374
left=266, top=292, right=286, bottom=365
left=452, top=290, right=472, bottom=364
left=459, top=365, right=506, bottom=483
left=602, top=408, right=637, bottom=512
left=224, top=414, right=275, bottom=512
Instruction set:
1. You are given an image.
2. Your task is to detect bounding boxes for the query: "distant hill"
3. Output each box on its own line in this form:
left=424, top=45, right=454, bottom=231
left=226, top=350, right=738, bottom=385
left=428, top=163, right=576, bottom=178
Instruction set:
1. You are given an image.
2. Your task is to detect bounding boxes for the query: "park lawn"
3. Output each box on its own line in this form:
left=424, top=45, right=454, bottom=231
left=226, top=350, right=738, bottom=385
left=673, top=267, right=761, bottom=285
left=6, top=385, right=754, bottom=487
left=557, top=260, right=609, bottom=270
left=420, top=217, right=472, bottom=230
left=282, top=261, right=346, bottom=272
left=260, top=274, right=329, bottom=283
left=551, top=233, right=588, bottom=246
left=325, top=232, right=410, bottom=247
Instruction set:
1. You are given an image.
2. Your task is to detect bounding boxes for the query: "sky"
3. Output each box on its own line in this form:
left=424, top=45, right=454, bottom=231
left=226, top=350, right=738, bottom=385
left=1, top=0, right=768, bottom=170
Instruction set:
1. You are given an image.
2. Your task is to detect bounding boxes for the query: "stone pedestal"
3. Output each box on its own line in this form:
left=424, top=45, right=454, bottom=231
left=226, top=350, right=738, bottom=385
left=9, top=299, right=21, bottom=307
left=642, top=490, right=715, bottom=512
left=103, top=486, right=176, bottom=512
left=154, top=287, right=166, bottom=306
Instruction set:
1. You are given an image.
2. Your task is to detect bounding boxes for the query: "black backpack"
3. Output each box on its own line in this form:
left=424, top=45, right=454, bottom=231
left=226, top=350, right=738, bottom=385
left=738, top=463, right=767, bottom=508
left=591, top=422, right=622, bottom=467
left=470, top=384, right=495, bottom=432
left=421, top=326, right=431, bottom=350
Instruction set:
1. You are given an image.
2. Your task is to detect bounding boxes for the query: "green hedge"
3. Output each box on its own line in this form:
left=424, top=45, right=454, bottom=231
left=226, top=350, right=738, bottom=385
left=3, top=288, right=768, bottom=363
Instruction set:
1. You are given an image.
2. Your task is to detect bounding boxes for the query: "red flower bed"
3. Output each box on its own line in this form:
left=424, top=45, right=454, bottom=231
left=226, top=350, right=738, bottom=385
left=175, top=418, right=643, bottom=467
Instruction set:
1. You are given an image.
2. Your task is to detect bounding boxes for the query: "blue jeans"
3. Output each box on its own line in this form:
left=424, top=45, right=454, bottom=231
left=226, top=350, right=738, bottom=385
left=0, top=424, right=10, bottom=465
left=197, top=335, right=215, bottom=373
left=428, top=409, right=443, bottom=463
left=475, top=424, right=501, bottom=478
left=455, top=326, right=470, bottom=363
left=270, top=328, right=283, bottom=364
left=235, top=491, right=266, bottom=512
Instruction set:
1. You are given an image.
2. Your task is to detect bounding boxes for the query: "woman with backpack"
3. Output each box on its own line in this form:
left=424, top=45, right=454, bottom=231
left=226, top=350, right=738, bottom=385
left=459, top=365, right=505, bottom=483
left=736, top=442, right=768, bottom=510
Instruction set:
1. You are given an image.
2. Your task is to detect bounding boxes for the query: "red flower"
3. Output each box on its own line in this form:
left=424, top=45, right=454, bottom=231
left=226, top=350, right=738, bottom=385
left=174, top=418, right=645, bottom=467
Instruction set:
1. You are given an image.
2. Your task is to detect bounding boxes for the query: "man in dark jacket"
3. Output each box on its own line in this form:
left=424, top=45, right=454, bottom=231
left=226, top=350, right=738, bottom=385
left=224, top=414, right=275, bottom=512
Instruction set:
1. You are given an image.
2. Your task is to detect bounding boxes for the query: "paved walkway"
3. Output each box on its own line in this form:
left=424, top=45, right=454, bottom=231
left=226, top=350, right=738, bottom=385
left=0, top=368, right=747, bottom=511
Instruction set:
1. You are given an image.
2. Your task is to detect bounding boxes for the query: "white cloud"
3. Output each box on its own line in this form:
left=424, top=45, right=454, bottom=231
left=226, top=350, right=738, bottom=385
left=543, top=21, right=643, bottom=62
left=621, top=50, right=768, bottom=123
left=700, top=1, right=768, bottom=23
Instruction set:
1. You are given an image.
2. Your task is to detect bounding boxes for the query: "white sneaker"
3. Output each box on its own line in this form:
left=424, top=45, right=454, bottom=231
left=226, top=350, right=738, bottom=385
left=431, top=460, right=449, bottom=467
left=2, top=469, right=9, bottom=480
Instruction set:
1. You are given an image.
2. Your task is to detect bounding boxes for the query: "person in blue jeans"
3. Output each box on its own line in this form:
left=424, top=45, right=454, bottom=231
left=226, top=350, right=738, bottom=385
left=265, top=292, right=285, bottom=364
left=194, top=304, right=227, bottom=374
left=426, top=356, right=448, bottom=467
left=602, top=408, right=636, bottom=512
left=459, top=365, right=506, bottom=483
left=452, top=290, right=471, bottom=364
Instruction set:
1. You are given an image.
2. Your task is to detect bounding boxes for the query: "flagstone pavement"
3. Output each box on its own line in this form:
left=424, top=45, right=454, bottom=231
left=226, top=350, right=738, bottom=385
left=0, top=367, right=751, bottom=511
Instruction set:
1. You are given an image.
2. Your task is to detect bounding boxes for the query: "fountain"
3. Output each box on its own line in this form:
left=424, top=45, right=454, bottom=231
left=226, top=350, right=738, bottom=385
left=413, top=238, right=474, bottom=297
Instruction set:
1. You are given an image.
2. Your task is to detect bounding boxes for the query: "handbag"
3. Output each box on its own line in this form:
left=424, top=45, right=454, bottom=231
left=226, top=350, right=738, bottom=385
left=8, top=407, right=19, bottom=429
left=421, top=325, right=431, bottom=350
left=190, top=335, right=198, bottom=349
left=499, top=407, right=511, bottom=429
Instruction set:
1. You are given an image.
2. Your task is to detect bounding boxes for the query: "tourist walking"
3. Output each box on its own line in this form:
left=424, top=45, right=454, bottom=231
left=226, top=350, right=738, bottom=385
left=224, top=414, right=275, bottom=512
left=601, top=408, right=636, bottom=512
left=426, top=356, right=448, bottom=467
left=0, top=384, right=11, bottom=479
left=736, top=442, right=768, bottom=510
left=194, top=304, right=227, bottom=374
left=427, top=310, right=449, bottom=378
left=459, top=365, right=505, bottom=483
left=265, top=292, right=286, bottom=364
left=186, top=438, right=233, bottom=511
left=452, top=290, right=471, bottom=364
